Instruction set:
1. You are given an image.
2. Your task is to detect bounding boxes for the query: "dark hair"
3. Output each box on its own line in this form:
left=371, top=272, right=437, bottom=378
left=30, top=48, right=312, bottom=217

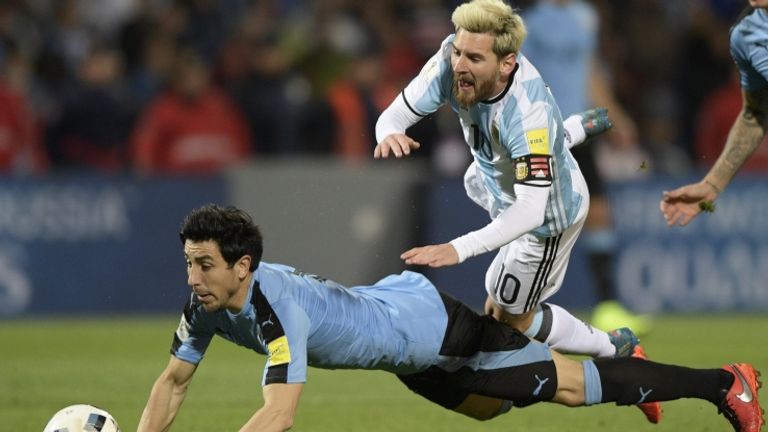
left=179, top=204, right=263, bottom=271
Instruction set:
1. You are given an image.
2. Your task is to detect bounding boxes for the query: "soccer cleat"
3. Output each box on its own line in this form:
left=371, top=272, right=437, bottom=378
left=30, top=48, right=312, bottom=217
left=577, top=107, right=613, bottom=141
left=608, top=327, right=639, bottom=358
left=631, top=345, right=663, bottom=424
left=719, top=363, right=764, bottom=432
left=592, top=300, right=653, bottom=337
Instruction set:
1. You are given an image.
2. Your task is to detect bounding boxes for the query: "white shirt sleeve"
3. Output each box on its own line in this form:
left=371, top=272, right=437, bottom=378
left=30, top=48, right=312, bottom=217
left=449, top=183, right=550, bottom=263
left=563, top=114, right=586, bottom=149
left=375, top=93, right=424, bottom=143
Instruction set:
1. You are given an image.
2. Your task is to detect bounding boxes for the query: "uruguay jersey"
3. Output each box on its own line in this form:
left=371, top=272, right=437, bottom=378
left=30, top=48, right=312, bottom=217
left=171, top=262, right=448, bottom=385
left=731, top=7, right=768, bottom=91
left=402, top=34, right=586, bottom=236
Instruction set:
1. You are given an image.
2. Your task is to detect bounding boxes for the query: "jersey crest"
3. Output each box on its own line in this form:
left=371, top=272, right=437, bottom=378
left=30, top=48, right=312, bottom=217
left=491, top=122, right=501, bottom=148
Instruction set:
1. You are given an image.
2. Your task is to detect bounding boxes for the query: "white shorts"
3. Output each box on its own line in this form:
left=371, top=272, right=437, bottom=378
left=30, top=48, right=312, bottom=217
left=485, top=193, right=588, bottom=315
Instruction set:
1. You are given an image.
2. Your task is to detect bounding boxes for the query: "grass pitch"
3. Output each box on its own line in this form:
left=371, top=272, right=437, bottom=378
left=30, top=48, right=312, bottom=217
left=2, top=314, right=766, bottom=431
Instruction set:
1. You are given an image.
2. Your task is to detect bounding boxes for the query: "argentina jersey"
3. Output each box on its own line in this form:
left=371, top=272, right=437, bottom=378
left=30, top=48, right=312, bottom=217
left=401, top=34, right=586, bottom=237
left=170, top=262, right=448, bottom=386
left=731, top=7, right=768, bottom=90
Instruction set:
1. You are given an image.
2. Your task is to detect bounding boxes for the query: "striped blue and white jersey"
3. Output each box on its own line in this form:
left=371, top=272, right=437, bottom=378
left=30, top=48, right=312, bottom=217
left=171, top=262, right=448, bottom=385
left=403, top=34, right=586, bottom=236
left=731, top=7, right=768, bottom=91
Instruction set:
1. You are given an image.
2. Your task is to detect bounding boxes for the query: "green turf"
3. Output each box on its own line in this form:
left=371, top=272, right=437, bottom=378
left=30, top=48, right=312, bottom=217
left=2, top=314, right=766, bottom=431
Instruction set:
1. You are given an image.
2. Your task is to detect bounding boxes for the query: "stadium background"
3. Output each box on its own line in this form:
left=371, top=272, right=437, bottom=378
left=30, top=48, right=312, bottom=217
left=0, top=0, right=766, bottom=430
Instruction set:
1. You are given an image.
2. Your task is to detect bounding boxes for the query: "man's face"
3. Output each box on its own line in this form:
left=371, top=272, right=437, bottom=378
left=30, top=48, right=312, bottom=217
left=451, top=29, right=510, bottom=107
left=749, top=0, right=768, bottom=8
left=184, top=240, right=247, bottom=312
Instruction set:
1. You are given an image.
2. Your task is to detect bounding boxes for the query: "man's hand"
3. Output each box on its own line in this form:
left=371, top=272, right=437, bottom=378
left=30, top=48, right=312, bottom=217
left=660, top=181, right=719, bottom=227
left=401, top=243, right=459, bottom=267
left=374, top=133, right=421, bottom=159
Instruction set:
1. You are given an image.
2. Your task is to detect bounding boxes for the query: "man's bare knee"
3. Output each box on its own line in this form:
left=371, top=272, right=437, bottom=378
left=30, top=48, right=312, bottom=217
left=551, top=351, right=586, bottom=407
left=453, top=394, right=507, bottom=420
left=499, top=310, right=537, bottom=334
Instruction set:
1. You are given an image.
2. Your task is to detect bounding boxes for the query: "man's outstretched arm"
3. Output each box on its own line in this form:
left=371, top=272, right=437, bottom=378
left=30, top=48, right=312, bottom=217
left=137, top=356, right=197, bottom=432
left=660, top=87, right=768, bottom=226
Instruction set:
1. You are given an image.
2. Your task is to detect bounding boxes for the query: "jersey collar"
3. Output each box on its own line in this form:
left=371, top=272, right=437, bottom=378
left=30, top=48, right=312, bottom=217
left=482, top=62, right=519, bottom=105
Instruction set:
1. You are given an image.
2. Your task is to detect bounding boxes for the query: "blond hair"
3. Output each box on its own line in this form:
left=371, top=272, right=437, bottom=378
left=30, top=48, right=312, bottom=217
left=451, top=0, right=527, bottom=57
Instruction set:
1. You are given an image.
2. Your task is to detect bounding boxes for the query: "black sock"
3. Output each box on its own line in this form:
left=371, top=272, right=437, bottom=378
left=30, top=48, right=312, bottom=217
left=593, top=357, right=734, bottom=406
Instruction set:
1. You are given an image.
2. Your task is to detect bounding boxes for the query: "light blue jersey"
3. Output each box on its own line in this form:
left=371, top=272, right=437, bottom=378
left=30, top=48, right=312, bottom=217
left=172, top=262, right=448, bottom=385
left=403, top=34, right=586, bottom=236
left=731, top=7, right=768, bottom=91
left=522, top=0, right=598, bottom=115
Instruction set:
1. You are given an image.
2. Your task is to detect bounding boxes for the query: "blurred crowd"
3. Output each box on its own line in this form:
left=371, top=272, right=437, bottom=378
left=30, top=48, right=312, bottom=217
left=0, top=0, right=761, bottom=177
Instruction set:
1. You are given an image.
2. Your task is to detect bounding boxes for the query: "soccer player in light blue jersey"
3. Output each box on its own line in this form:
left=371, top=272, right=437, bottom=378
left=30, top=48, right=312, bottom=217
left=137, top=204, right=763, bottom=432
left=661, top=1, right=768, bottom=226
left=374, top=0, right=631, bottom=373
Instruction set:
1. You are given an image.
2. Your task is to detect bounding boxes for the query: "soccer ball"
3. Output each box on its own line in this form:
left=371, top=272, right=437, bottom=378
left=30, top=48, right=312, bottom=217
left=43, top=404, right=120, bottom=432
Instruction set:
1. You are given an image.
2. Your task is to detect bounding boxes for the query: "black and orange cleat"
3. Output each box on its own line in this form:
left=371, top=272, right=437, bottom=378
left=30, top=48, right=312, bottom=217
left=719, top=363, right=764, bottom=432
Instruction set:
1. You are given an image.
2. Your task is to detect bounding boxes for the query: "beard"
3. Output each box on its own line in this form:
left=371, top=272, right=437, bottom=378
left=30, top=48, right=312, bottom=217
left=453, top=70, right=500, bottom=108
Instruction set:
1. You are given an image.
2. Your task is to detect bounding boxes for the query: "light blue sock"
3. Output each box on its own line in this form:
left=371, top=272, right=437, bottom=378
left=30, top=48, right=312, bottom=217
left=582, top=359, right=603, bottom=405
left=523, top=304, right=545, bottom=339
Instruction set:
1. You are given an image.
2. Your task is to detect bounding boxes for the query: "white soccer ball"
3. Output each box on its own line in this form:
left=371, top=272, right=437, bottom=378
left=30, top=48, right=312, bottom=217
left=43, top=404, right=120, bottom=432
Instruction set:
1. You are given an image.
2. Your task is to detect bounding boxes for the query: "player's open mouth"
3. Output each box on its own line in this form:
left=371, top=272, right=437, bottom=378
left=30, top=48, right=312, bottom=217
left=196, top=293, right=213, bottom=302
left=458, top=79, right=474, bottom=90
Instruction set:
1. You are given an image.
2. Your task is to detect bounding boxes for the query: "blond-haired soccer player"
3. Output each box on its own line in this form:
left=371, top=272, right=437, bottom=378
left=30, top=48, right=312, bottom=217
left=374, top=0, right=641, bottom=402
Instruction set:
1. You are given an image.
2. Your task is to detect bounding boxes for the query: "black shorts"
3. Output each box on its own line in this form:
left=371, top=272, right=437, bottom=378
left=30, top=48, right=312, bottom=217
left=397, top=293, right=557, bottom=409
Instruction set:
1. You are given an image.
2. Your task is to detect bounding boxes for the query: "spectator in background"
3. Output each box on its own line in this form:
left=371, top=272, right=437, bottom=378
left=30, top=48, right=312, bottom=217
left=46, top=45, right=132, bottom=172
left=521, top=0, right=650, bottom=335
left=322, top=2, right=441, bottom=162
left=228, top=28, right=308, bottom=154
left=674, top=1, right=737, bottom=160
left=0, top=41, right=47, bottom=174
left=118, top=1, right=179, bottom=111
left=130, top=47, right=252, bottom=175
left=327, top=44, right=399, bottom=162
left=40, top=0, right=91, bottom=78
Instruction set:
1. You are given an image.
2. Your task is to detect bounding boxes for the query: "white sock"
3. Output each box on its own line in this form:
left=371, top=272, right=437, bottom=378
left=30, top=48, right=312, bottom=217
left=540, top=303, right=615, bottom=358
left=563, top=115, right=586, bottom=149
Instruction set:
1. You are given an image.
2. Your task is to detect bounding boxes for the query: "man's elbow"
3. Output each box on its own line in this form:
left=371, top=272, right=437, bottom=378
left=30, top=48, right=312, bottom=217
left=276, top=416, right=294, bottom=431
left=274, top=405, right=297, bottom=430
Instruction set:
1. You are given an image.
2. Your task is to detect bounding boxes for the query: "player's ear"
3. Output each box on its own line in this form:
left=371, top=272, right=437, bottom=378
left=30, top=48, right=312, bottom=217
left=236, top=255, right=252, bottom=279
left=500, top=52, right=516, bottom=75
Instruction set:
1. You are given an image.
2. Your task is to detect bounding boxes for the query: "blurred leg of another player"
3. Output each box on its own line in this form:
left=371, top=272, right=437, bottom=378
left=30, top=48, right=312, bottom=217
left=571, top=141, right=652, bottom=336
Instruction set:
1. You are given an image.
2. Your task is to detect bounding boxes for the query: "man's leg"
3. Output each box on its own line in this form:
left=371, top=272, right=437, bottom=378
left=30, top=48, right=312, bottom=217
left=452, top=348, right=763, bottom=431
left=552, top=351, right=764, bottom=432
left=486, top=298, right=633, bottom=358
left=569, top=136, right=652, bottom=335
left=484, top=216, right=620, bottom=358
